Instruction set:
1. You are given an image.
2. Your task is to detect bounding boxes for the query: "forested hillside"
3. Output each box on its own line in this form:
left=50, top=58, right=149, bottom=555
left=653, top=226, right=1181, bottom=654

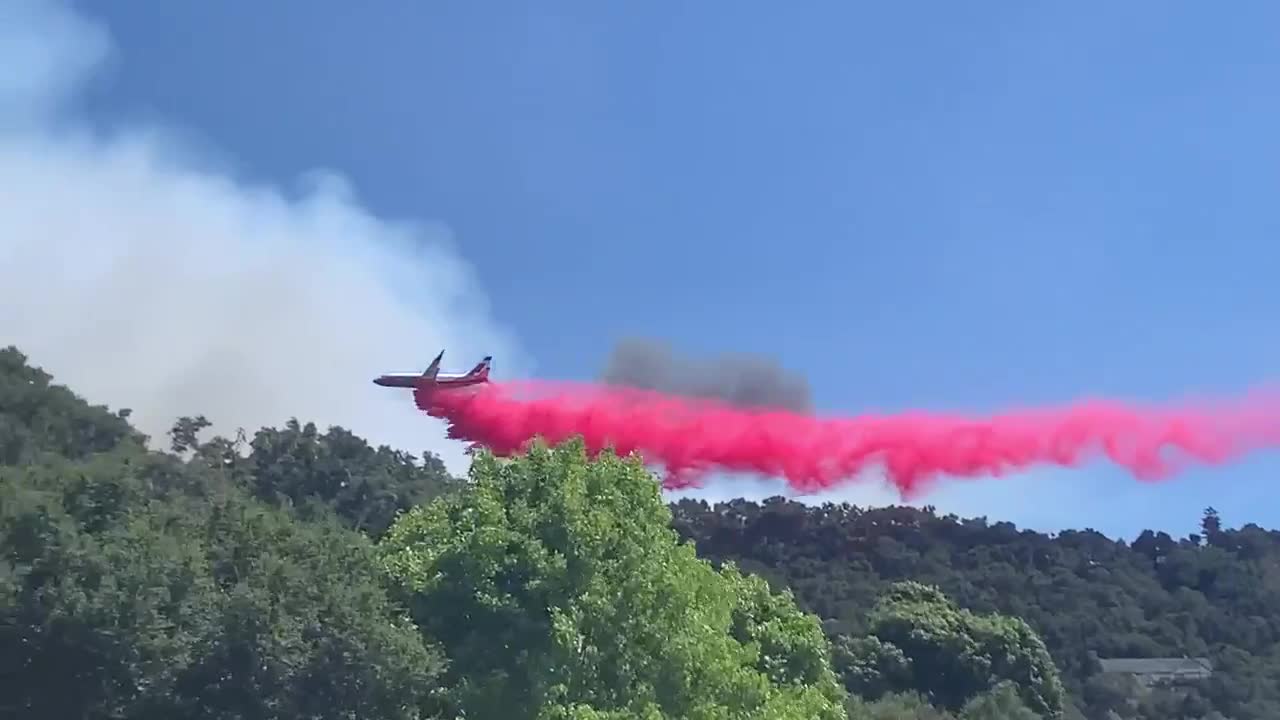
left=0, top=344, right=1269, bottom=719
left=670, top=494, right=1280, bottom=719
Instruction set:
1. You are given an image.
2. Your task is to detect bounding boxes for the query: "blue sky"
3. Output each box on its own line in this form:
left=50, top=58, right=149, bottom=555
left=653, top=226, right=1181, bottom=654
left=16, top=1, right=1280, bottom=540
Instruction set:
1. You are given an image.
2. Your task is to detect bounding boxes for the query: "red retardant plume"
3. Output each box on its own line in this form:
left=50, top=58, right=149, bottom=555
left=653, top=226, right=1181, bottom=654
left=415, top=381, right=1280, bottom=497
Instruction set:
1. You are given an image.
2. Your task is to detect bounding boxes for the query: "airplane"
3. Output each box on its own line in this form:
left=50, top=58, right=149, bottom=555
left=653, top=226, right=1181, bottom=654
left=372, top=350, right=492, bottom=391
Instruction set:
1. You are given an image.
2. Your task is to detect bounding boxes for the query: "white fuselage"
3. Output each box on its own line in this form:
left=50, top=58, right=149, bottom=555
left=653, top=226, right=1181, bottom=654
left=372, top=371, right=485, bottom=389
left=373, top=352, right=491, bottom=389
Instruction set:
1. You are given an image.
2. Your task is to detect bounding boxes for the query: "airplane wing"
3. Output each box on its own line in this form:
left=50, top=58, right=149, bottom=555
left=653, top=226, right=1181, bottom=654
left=422, top=350, right=444, bottom=381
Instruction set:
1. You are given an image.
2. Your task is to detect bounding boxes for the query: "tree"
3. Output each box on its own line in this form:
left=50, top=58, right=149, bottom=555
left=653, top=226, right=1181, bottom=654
left=168, top=414, right=214, bottom=454
left=378, top=439, right=847, bottom=719
left=834, top=581, right=1065, bottom=717
left=246, top=418, right=458, bottom=538
left=1201, top=507, right=1223, bottom=546
left=959, top=682, right=1044, bottom=719
left=0, top=436, right=446, bottom=719
left=0, top=345, right=143, bottom=465
left=844, top=684, right=1048, bottom=720
left=845, top=692, right=956, bottom=720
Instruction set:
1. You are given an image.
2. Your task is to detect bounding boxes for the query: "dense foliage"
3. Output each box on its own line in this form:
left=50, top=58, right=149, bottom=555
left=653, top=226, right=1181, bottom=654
left=1, top=343, right=1268, bottom=719
left=0, top=366, right=447, bottom=717
left=672, top=497, right=1277, bottom=719
left=379, top=442, right=847, bottom=719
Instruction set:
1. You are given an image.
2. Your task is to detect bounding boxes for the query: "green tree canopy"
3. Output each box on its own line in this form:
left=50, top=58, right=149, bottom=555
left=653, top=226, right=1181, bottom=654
left=0, top=345, right=143, bottom=465
left=834, top=581, right=1065, bottom=717
left=244, top=417, right=459, bottom=538
left=1, top=424, right=446, bottom=718
left=843, top=683, right=1047, bottom=720
left=378, top=439, right=847, bottom=720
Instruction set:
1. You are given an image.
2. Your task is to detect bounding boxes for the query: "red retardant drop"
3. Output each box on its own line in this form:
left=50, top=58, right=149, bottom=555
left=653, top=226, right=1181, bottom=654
left=415, top=380, right=1280, bottom=497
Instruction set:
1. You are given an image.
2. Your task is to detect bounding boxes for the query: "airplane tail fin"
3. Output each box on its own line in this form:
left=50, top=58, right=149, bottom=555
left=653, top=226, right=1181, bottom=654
left=469, top=356, right=492, bottom=380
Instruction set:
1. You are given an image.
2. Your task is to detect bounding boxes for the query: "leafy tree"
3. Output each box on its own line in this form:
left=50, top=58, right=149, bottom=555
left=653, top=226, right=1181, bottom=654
left=1201, top=507, right=1224, bottom=546
left=168, top=414, right=216, bottom=454
left=833, top=634, right=914, bottom=701
left=246, top=418, right=458, bottom=538
left=959, top=682, right=1044, bottom=719
left=0, top=345, right=142, bottom=464
left=836, top=581, right=1065, bottom=717
left=844, top=684, right=1050, bottom=720
left=845, top=692, right=957, bottom=720
left=0, top=434, right=446, bottom=718
left=378, top=439, right=847, bottom=720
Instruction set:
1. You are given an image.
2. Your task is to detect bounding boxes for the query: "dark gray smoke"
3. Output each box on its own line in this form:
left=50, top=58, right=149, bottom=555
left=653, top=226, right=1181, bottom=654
left=599, top=338, right=813, bottom=413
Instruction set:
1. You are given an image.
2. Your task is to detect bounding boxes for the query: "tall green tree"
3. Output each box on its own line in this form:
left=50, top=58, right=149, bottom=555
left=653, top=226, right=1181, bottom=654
left=378, top=440, right=847, bottom=720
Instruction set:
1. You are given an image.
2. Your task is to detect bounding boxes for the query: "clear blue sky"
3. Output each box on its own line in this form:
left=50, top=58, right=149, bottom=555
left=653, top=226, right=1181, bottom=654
left=65, top=1, right=1280, bottom=539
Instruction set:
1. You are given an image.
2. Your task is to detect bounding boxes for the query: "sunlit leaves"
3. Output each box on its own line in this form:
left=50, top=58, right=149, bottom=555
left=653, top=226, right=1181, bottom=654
left=380, top=439, right=847, bottom=719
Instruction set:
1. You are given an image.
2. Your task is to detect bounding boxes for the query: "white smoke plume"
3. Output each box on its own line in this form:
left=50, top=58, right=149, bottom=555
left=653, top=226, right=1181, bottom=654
left=0, top=0, right=526, bottom=474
